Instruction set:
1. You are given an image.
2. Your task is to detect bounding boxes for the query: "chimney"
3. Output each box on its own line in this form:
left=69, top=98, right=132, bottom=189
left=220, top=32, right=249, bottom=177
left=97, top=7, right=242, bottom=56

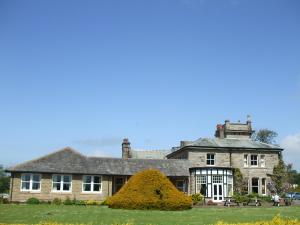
left=215, top=124, right=225, bottom=138
left=122, top=138, right=131, bottom=159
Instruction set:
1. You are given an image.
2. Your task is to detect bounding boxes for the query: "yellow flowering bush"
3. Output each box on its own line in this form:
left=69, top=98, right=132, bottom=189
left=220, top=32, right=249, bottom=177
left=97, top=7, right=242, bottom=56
left=106, top=169, right=192, bottom=210
left=216, top=215, right=300, bottom=225
left=0, top=215, right=298, bottom=225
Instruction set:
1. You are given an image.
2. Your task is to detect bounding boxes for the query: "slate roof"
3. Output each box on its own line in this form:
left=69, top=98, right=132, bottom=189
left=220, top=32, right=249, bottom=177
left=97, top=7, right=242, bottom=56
left=130, top=149, right=171, bottom=159
left=167, top=137, right=283, bottom=157
left=188, top=138, right=283, bottom=149
left=7, top=147, right=190, bottom=176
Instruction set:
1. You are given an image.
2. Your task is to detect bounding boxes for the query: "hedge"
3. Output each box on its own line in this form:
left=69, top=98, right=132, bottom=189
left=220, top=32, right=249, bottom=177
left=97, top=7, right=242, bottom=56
left=106, top=169, right=192, bottom=210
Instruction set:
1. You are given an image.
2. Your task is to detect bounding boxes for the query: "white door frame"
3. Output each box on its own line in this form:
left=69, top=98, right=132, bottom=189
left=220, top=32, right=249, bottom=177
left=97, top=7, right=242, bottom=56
left=213, top=183, right=224, bottom=202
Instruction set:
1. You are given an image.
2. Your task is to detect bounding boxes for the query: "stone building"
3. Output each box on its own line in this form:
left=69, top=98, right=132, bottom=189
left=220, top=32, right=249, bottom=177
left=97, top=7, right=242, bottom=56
left=6, top=119, right=283, bottom=203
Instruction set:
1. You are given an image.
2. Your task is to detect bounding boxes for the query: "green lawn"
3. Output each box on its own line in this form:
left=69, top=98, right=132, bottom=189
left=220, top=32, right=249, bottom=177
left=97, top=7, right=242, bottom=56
left=0, top=205, right=300, bottom=225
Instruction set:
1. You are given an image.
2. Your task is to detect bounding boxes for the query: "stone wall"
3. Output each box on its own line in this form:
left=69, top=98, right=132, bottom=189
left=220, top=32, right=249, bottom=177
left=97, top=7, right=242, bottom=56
left=10, top=173, right=112, bottom=202
left=231, top=151, right=279, bottom=195
left=188, top=149, right=231, bottom=167
left=186, top=148, right=280, bottom=196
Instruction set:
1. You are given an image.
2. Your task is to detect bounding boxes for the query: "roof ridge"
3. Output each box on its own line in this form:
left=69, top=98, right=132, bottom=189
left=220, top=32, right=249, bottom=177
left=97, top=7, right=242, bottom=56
left=9, top=146, right=86, bottom=170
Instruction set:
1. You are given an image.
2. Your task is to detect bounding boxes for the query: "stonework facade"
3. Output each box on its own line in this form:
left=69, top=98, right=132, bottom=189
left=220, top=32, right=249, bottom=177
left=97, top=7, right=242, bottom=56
left=7, top=119, right=283, bottom=203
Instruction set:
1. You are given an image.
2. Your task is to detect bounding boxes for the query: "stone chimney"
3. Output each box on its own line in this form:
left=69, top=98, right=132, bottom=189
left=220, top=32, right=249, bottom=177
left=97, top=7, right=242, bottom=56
left=122, top=138, right=131, bottom=159
left=215, top=124, right=225, bottom=138
left=215, top=117, right=253, bottom=139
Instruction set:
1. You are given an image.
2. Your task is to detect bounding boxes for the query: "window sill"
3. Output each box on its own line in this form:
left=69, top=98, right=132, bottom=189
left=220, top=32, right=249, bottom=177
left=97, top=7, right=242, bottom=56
left=51, top=191, right=72, bottom=193
left=20, top=190, right=41, bottom=193
left=81, top=192, right=103, bottom=195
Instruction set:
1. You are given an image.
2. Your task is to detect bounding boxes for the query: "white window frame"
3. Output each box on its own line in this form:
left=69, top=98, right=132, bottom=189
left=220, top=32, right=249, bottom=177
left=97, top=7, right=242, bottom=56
left=250, top=155, right=258, bottom=167
left=51, top=174, right=72, bottom=192
left=206, top=154, right=215, bottom=166
left=196, top=175, right=207, bottom=196
left=260, top=155, right=265, bottom=167
left=82, top=175, right=102, bottom=193
left=243, top=154, right=248, bottom=167
left=261, top=178, right=267, bottom=195
left=20, top=173, right=41, bottom=192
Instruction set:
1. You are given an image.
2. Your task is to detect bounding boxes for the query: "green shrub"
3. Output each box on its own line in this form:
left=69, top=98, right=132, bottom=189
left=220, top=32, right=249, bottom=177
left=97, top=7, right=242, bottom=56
left=0, top=196, right=9, bottom=204
left=191, top=193, right=204, bottom=205
left=101, top=198, right=109, bottom=206
left=85, top=200, right=101, bottom=205
left=26, top=197, right=40, bottom=204
left=52, top=198, right=62, bottom=205
left=232, top=193, right=249, bottom=203
left=107, top=169, right=192, bottom=210
left=63, top=197, right=73, bottom=205
left=257, top=195, right=272, bottom=203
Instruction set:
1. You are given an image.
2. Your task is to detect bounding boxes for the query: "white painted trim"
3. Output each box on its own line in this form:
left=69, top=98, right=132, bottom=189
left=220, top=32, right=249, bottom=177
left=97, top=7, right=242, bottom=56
left=20, top=173, right=41, bottom=192
left=81, top=175, right=102, bottom=193
left=51, top=174, right=72, bottom=193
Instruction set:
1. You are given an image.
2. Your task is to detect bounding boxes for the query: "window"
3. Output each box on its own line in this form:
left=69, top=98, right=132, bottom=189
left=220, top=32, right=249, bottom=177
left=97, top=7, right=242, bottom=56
left=52, top=175, right=72, bottom=192
left=260, top=155, right=265, bottom=167
left=252, top=178, right=259, bottom=193
left=207, top=154, right=215, bottom=165
left=227, top=176, right=233, bottom=197
left=21, top=173, right=41, bottom=191
left=261, top=178, right=266, bottom=195
left=82, top=175, right=102, bottom=192
left=175, top=180, right=185, bottom=192
left=196, top=175, right=207, bottom=196
left=212, top=175, right=223, bottom=183
left=244, top=155, right=248, bottom=167
left=250, top=155, right=258, bottom=166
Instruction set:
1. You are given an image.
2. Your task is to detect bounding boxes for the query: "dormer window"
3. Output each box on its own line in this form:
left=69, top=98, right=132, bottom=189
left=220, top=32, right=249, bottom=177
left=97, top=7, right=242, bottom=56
left=207, top=154, right=215, bottom=165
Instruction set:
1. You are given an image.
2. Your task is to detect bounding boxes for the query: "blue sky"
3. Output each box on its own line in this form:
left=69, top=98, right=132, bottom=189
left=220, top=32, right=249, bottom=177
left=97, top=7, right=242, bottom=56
left=0, top=0, right=300, bottom=170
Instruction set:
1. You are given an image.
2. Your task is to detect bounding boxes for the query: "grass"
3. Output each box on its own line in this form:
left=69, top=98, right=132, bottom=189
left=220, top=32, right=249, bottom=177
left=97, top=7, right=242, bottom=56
left=0, top=205, right=300, bottom=225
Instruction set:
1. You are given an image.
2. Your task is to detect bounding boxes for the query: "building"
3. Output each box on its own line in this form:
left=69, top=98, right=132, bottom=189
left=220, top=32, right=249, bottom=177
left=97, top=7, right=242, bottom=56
left=6, top=119, right=283, bottom=203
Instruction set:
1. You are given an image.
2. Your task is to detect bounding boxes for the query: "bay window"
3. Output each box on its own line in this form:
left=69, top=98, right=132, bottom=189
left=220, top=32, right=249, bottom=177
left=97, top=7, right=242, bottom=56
left=251, top=178, right=259, bottom=193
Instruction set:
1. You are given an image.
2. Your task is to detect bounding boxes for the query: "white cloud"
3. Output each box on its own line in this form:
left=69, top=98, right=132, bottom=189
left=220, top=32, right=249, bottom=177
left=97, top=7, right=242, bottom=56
left=281, top=133, right=300, bottom=171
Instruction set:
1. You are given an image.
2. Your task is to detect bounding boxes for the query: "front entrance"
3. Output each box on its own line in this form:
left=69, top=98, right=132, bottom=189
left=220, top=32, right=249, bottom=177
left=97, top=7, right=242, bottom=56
left=113, top=176, right=126, bottom=194
left=213, top=183, right=223, bottom=201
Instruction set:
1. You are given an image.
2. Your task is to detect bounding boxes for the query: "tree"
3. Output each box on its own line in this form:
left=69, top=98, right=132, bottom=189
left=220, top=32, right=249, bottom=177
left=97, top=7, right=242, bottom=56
left=271, top=155, right=287, bottom=194
left=233, top=168, right=248, bottom=195
left=0, top=166, right=10, bottom=193
left=252, top=129, right=278, bottom=144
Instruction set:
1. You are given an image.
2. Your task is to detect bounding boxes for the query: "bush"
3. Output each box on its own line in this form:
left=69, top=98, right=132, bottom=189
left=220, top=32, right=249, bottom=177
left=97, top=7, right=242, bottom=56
left=191, top=193, right=204, bottom=205
left=257, top=195, right=272, bottom=203
left=63, top=197, right=73, bottom=205
left=52, top=198, right=62, bottom=205
left=0, top=196, right=9, bottom=204
left=232, top=193, right=249, bottom=203
left=107, top=169, right=192, bottom=210
left=26, top=197, right=40, bottom=204
left=85, top=200, right=101, bottom=205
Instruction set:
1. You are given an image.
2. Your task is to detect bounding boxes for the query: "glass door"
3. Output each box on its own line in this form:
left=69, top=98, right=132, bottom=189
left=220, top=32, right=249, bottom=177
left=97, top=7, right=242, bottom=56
left=114, top=177, right=126, bottom=193
left=213, top=184, right=223, bottom=201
